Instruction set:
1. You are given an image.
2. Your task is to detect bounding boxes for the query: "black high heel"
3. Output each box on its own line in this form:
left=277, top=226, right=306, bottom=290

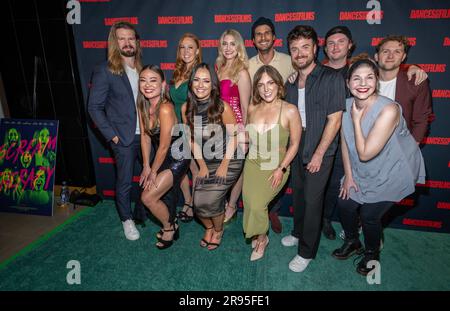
left=156, top=225, right=179, bottom=250
left=156, top=218, right=179, bottom=239
left=178, top=203, right=194, bottom=223
left=207, top=229, right=223, bottom=251
left=200, top=226, right=214, bottom=248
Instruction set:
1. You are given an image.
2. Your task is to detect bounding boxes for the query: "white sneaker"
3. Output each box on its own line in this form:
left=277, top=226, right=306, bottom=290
left=122, top=219, right=140, bottom=240
left=281, top=235, right=299, bottom=247
left=289, top=255, right=311, bottom=272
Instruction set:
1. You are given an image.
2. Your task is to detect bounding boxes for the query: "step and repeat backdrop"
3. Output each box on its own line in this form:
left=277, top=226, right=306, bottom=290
left=71, top=0, right=450, bottom=233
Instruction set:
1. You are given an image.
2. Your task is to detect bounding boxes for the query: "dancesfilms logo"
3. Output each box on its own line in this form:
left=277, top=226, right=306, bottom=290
left=402, top=218, right=443, bottom=229
left=104, top=17, right=138, bottom=25
left=200, top=40, right=219, bottom=48
left=396, top=199, right=415, bottom=206
left=83, top=41, right=107, bottom=48
left=103, top=190, right=115, bottom=197
left=98, top=157, right=115, bottom=164
left=140, top=40, right=168, bottom=48
left=420, top=137, right=450, bottom=145
left=214, top=14, right=252, bottom=23
left=274, top=12, right=315, bottom=22
left=158, top=16, right=193, bottom=24
left=437, top=202, right=450, bottom=210
left=371, top=37, right=416, bottom=46
left=160, top=63, right=176, bottom=70
left=415, top=64, right=446, bottom=73
left=83, top=40, right=167, bottom=49
left=432, top=90, right=450, bottom=98
left=444, top=37, right=450, bottom=46
left=339, top=10, right=384, bottom=20
left=416, top=180, right=450, bottom=189
left=410, top=9, right=450, bottom=19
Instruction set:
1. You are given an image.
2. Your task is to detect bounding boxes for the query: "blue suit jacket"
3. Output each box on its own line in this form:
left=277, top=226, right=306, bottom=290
left=88, top=61, right=137, bottom=147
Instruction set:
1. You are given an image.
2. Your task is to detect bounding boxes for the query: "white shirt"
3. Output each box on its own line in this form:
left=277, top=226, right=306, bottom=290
left=297, top=88, right=306, bottom=128
left=125, top=65, right=140, bottom=134
left=378, top=78, right=397, bottom=101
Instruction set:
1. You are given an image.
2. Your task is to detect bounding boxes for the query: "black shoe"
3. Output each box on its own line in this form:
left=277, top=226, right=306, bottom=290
left=355, top=250, right=380, bottom=276
left=178, top=203, right=194, bottom=223
left=156, top=225, right=179, bottom=250
left=322, top=220, right=336, bottom=240
left=332, top=239, right=364, bottom=260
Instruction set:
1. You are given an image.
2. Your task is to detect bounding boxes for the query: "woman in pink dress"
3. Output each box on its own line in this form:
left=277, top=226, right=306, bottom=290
left=216, top=29, right=252, bottom=223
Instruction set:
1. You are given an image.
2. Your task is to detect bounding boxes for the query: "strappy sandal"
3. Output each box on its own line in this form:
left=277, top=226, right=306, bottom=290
left=207, top=229, right=223, bottom=251
left=200, top=226, right=214, bottom=248
left=156, top=218, right=179, bottom=239
left=156, top=225, right=180, bottom=250
left=178, top=203, right=194, bottom=223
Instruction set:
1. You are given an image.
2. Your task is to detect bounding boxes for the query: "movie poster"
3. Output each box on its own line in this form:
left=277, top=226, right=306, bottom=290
left=0, top=119, right=58, bottom=216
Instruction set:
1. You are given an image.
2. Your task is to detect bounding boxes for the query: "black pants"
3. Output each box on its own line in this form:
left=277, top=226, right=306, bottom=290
left=323, top=141, right=344, bottom=222
left=291, top=133, right=335, bottom=259
left=338, top=198, right=394, bottom=252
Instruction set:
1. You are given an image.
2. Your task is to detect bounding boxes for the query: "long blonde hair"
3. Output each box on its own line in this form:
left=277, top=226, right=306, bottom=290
left=107, top=22, right=143, bottom=75
left=172, top=33, right=202, bottom=84
left=137, top=65, right=170, bottom=136
left=215, top=29, right=248, bottom=84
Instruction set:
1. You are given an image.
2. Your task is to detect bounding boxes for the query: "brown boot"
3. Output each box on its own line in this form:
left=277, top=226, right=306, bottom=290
left=269, top=212, right=282, bottom=234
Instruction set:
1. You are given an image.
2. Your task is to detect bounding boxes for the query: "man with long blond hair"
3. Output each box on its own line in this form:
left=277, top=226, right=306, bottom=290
left=88, top=21, right=144, bottom=240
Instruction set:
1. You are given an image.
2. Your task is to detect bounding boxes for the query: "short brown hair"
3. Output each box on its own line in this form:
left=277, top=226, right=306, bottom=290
left=287, top=25, right=318, bottom=54
left=252, top=65, right=285, bottom=104
left=375, top=35, right=410, bottom=54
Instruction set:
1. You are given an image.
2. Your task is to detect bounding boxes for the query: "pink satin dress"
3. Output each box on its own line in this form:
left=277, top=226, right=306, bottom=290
left=220, top=79, right=243, bottom=124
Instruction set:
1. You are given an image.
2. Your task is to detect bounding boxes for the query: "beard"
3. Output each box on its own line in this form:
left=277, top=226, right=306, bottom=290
left=120, top=46, right=136, bottom=57
left=293, top=55, right=315, bottom=70
left=256, top=40, right=274, bottom=53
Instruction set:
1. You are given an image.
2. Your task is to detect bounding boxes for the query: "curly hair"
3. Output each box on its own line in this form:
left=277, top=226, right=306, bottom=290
left=375, top=35, right=410, bottom=54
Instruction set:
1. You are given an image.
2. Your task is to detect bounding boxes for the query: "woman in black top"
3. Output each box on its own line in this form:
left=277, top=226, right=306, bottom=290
left=182, top=63, right=244, bottom=250
left=138, top=64, right=190, bottom=249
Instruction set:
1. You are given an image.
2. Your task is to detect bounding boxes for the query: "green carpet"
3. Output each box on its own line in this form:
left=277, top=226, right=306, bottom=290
left=1, top=201, right=449, bottom=291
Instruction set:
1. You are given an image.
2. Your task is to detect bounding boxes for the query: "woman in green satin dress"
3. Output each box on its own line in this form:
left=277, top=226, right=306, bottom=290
left=168, top=33, right=202, bottom=222
left=243, top=65, right=302, bottom=261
